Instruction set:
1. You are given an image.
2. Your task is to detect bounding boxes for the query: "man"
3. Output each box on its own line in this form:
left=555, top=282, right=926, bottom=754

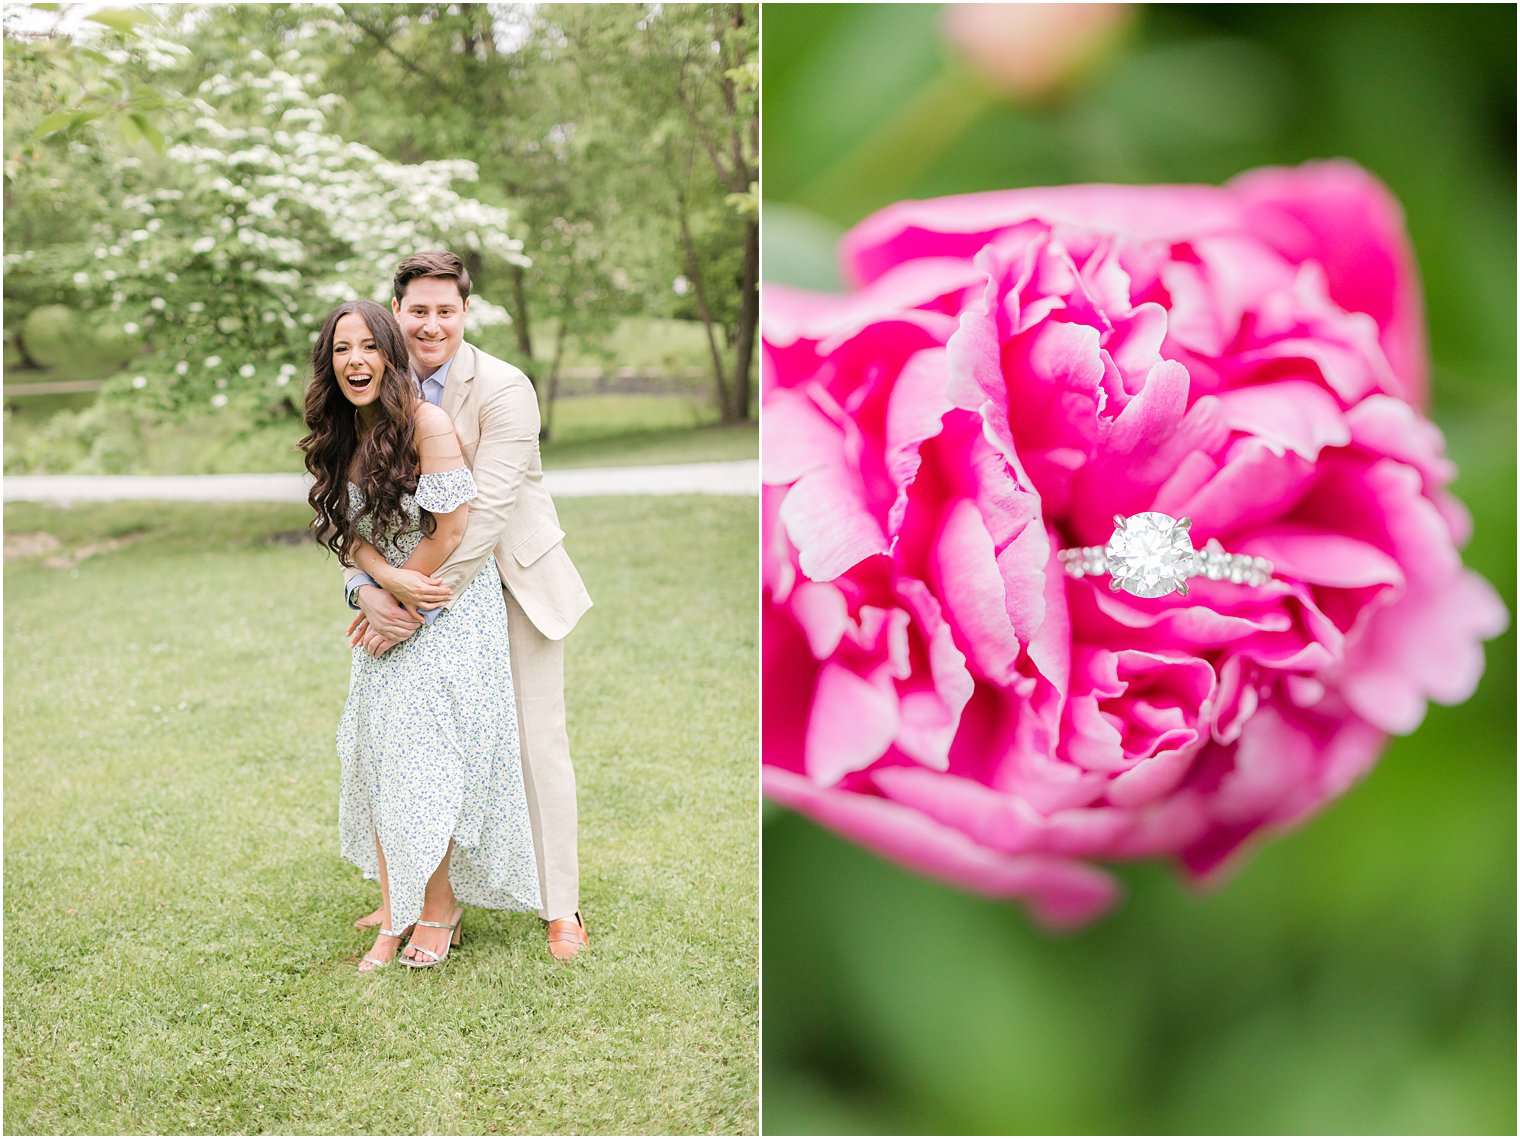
left=345, top=250, right=593, bottom=960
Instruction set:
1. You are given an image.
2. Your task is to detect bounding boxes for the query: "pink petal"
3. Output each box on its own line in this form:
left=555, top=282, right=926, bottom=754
left=1069, top=360, right=1227, bottom=537
left=762, top=283, right=856, bottom=349
left=761, top=604, right=818, bottom=775
left=1170, top=439, right=1315, bottom=537
left=764, top=767, right=1119, bottom=927
left=788, top=581, right=850, bottom=658
left=841, top=183, right=1244, bottom=288
left=894, top=579, right=975, bottom=772
left=768, top=390, right=890, bottom=582
left=1022, top=526, right=1072, bottom=696
left=884, top=347, right=956, bottom=534
left=1345, top=396, right=1455, bottom=491
left=1337, top=568, right=1508, bottom=734
left=1108, top=747, right=1198, bottom=808
left=760, top=387, right=841, bottom=486
left=932, top=500, right=1021, bottom=685
left=804, top=663, right=899, bottom=785
left=1247, top=527, right=1403, bottom=590
left=1215, top=381, right=1350, bottom=461
left=1231, top=160, right=1427, bottom=406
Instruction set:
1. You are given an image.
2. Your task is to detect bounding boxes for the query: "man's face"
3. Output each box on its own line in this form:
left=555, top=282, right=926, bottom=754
left=393, top=276, right=468, bottom=375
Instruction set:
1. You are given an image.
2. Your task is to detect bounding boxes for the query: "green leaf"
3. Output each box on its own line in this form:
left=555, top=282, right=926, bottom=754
left=86, top=7, right=154, bottom=35
left=31, top=110, right=78, bottom=139
left=724, top=188, right=757, bottom=218
left=129, top=86, right=167, bottom=111
left=130, top=112, right=165, bottom=154
left=32, top=108, right=101, bottom=139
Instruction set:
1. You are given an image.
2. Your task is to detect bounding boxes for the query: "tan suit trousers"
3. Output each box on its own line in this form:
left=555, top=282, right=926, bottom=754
left=505, top=588, right=579, bottom=921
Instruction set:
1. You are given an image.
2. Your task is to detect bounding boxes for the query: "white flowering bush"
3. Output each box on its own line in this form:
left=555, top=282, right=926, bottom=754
left=5, top=29, right=527, bottom=428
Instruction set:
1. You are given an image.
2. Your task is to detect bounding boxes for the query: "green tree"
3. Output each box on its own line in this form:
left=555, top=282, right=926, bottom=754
left=4, top=2, right=757, bottom=454
left=2, top=4, right=183, bottom=366
left=4, top=3, right=528, bottom=418
left=543, top=2, right=758, bottom=422
left=322, top=3, right=756, bottom=432
left=325, top=2, right=642, bottom=438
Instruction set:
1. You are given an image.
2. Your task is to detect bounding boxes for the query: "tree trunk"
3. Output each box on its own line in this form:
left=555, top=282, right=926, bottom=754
left=729, top=216, right=758, bottom=422
left=11, top=330, right=43, bottom=371
left=676, top=189, right=732, bottom=421
left=508, top=261, right=535, bottom=366
left=540, top=313, right=569, bottom=443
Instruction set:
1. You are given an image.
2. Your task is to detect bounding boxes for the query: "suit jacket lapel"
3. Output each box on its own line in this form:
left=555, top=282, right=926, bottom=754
left=442, top=342, right=475, bottom=422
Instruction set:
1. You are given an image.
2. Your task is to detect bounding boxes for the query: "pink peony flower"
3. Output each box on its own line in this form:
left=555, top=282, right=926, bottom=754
left=762, top=161, right=1506, bottom=927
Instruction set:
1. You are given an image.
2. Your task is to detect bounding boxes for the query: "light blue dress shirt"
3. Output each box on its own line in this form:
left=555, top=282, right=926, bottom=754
left=346, top=355, right=457, bottom=625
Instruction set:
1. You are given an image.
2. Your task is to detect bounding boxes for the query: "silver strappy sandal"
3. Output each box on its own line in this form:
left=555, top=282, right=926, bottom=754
left=400, top=906, right=463, bottom=968
left=359, top=927, right=408, bottom=972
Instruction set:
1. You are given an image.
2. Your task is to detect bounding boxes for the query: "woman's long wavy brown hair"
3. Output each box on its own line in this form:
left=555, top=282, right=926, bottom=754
left=298, top=299, right=433, bottom=565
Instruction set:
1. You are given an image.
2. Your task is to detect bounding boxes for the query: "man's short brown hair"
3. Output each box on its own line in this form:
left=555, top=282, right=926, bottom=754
left=393, top=250, right=472, bottom=304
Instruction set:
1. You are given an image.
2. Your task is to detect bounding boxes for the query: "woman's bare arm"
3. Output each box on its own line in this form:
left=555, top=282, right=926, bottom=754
left=363, top=403, right=470, bottom=610
left=402, top=405, right=470, bottom=573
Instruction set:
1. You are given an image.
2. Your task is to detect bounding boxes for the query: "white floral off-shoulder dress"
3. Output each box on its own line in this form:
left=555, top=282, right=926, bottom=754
left=337, top=467, right=541, bottom=928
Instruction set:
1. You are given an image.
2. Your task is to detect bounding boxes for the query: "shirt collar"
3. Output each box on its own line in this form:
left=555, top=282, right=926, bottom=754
left=410, top=352, right=455, bottom=391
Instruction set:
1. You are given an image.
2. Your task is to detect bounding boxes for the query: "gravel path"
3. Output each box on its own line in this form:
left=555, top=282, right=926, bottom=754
left=2, top=460, right=758, bottom=503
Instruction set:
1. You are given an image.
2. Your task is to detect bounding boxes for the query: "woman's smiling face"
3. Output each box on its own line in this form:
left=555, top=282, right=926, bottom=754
left=332, top=310, right=386, bottom=409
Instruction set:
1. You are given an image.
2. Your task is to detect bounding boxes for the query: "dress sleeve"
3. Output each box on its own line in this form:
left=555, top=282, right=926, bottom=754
left=414, top=467, right=477, bottom=513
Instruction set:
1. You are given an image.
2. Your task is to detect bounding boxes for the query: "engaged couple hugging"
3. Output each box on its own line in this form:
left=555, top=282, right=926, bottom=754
left=299, top=251, right=593, bottom=972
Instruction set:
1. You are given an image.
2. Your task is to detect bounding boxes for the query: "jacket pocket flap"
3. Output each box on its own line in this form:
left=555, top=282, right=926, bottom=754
left=512, top=522, right=565, bottom=567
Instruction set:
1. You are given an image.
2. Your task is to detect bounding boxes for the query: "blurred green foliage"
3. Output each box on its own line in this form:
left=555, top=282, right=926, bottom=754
left=1, top=315, right=733, bottom=476
left=762, top=4, right=1515, bottom=1134
left=18, top=304, right=137, bottom=373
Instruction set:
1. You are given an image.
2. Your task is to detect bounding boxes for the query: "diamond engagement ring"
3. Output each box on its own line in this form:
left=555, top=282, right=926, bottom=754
left=1058, top=512, right=1275, bottom=598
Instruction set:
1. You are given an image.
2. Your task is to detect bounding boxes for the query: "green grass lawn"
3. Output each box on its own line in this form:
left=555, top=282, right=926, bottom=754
left=545, top=409, right=757, bottom=471
left=3, top=496, right=758, bottom=1135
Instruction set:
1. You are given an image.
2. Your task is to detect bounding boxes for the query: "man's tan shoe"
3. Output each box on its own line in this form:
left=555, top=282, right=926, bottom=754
left=547, top=910, right=589, bottom=961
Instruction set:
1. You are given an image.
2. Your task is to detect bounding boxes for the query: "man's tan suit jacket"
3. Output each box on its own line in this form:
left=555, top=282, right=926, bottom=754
left=344, top=341, right=592, bottom=640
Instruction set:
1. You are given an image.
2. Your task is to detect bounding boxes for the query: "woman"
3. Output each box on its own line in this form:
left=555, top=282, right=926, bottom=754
left=300, top=299, right=540, bottom=971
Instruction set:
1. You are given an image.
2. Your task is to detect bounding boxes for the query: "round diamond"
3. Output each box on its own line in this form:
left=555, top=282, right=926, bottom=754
left=1103, top=512, right=1195, bottom=598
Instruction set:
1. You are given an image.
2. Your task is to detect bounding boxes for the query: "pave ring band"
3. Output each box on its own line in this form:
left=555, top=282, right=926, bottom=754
left=1058, top=512, right=1275, bottom=598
